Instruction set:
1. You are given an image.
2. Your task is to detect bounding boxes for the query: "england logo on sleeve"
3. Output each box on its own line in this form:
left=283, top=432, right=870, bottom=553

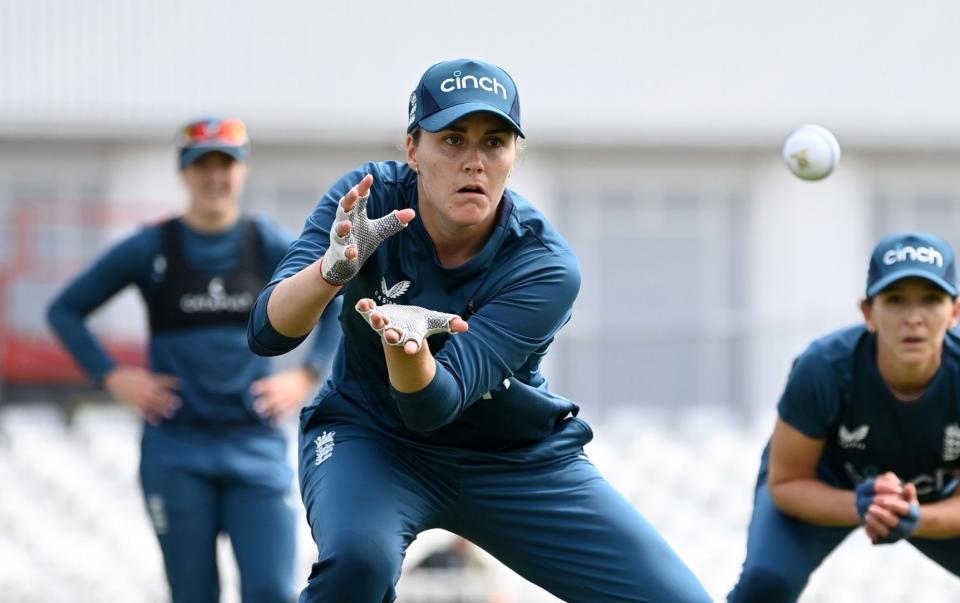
left=314, top=431, right=336, bottom=465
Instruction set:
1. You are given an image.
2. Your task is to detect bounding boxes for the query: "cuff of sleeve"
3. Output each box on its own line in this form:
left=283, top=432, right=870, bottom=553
left=92, top=360, right=118, bottom=389
left=247, top=283, right=310, bottom=357
left=391, top=365, right=462, bottom=432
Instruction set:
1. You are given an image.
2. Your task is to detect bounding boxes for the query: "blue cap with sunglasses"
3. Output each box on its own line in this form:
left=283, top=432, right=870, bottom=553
left=866, top=231, right=958, bottom=298
left=176, top=117, right=250, bottom=169
left=407, top=59, right=524, bottom=138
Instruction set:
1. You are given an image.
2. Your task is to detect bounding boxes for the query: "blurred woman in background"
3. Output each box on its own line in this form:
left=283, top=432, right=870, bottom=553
left=729, top=231, right=960, bottom=602
left=48, top=117, right=342, bottom=603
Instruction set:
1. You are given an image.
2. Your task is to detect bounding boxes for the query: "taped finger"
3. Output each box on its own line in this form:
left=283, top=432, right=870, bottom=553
left=384, top=327, right=405, bottom=345
left=401, top=330, right=425, bottom=352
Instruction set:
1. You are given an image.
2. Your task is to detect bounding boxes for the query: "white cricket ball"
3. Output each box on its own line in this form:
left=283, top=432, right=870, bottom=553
left=782, top=124, right=841, bottom=181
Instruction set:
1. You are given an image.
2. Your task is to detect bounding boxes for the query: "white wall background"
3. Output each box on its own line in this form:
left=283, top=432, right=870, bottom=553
left=3, top=0, right=960, bottom=145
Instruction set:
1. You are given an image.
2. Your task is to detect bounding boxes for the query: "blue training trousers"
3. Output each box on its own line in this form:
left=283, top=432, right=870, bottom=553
left=298, top=415, right=712, bottom=603
left=139, top=424, right=297, bottom=603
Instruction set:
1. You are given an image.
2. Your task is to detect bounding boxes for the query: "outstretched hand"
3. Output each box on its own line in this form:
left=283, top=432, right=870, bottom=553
left=355, top=298, right=468, bottom=354
left=320, top=175, right=416, bottom=285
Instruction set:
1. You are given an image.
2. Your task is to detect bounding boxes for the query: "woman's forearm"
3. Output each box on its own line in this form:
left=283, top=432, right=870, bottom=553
left=267, top=259, right=341, bottom=338
left=914, top=493, right=960, bottom=539
left=769, top=478, right=860, bottom=527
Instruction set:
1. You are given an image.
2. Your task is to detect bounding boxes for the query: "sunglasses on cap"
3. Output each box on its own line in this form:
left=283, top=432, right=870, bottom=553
left=176, top=118, right=249, bottom=150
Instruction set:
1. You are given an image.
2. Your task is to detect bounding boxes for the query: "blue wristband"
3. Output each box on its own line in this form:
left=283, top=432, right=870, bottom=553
left=877, top=503, right=921, bottom=544
left=855, top=478, right=876, bottom=521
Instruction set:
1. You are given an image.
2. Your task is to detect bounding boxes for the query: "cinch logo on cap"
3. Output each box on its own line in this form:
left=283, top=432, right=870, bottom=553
left=882, top=246, right=944, bottom=267
left=407, top=58, right=524, bottom=137
left=439, top=71, right=509, bottom=100
left=866, top=231, right=958, bottom=298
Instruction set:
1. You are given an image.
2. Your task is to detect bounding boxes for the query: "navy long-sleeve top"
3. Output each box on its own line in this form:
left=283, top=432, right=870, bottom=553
left=770, top=325, right=960, bottom=504
left=249, top=161, right=582, bottom=449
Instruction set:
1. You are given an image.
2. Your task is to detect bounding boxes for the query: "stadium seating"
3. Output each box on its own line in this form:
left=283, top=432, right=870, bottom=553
left=1, top=403, right=958, bottom=602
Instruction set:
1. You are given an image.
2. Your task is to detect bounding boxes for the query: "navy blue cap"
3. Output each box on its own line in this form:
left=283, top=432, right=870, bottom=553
left=407, top=59, right=524, bottom=137
left=866, top=231, right=957, bottom=297
left=176, top=117, right=250, bottom=169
